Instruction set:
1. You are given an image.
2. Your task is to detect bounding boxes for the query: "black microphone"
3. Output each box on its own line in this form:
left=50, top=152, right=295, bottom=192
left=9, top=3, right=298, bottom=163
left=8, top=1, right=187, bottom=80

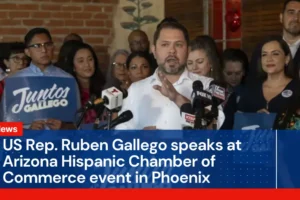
left=192, top=80, right=212, bottom=108
left=120, top=88, right=128, bottom=99
left=180, top=103, right=194, bottom=115
left=77, top=94, right=97, bottom=113
left=192, top=80, right=212, bottom=129
left=97, top=110, right=133, bottom=130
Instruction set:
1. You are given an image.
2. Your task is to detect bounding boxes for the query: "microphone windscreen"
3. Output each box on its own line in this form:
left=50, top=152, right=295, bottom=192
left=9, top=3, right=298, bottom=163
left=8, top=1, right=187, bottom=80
left=121, top=89, right=128, bottom=99
left=118, top=110, right=133, bottom=123
left=193, top=80, right=203, bottom=91
left=180, top=103, right=194, bottom=115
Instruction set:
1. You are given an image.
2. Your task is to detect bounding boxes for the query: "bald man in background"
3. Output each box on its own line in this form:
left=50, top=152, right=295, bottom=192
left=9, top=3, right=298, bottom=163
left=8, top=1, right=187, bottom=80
left=128, top=29, right=157, bottom=72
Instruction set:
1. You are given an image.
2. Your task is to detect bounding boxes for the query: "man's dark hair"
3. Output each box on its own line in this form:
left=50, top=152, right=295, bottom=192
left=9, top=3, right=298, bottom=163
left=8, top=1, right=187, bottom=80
left=63, top=33, right=83, bottom=43
left=156, top=17, right=178, bottom=29
left=24, top=27, right=52, bottom=47
left=283, top=0, right=300, bottom=12
left=153, top=17, right=189, bottom=45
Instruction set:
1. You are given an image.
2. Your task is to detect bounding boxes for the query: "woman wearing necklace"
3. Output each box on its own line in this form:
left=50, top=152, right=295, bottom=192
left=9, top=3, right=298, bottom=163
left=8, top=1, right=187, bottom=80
left=237, top=36, right=300, bottom=116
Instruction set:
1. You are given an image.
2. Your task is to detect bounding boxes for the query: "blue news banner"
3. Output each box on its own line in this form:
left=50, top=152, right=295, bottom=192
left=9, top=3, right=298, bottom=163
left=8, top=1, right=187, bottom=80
left=0, top=130, right=299, bottom=188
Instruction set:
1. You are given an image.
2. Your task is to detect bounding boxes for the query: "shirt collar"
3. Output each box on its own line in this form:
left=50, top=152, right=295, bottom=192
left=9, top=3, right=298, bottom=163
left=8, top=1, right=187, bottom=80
left=29, top=62, right=54, bottom=74
left=283, top=37, right=300, bottom=47
left=149, top=67, right=192, bottom=85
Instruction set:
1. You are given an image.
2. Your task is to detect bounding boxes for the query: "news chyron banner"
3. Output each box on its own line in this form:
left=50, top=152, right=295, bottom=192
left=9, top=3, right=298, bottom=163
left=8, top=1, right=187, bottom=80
left=0, top=127, right=299, bottom=189
left=0, top=77, right=79, bottom=125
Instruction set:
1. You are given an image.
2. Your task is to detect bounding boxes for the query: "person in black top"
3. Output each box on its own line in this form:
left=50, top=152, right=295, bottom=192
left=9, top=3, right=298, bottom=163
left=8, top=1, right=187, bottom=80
left=220, top=48, right=249, bottom=129
left=238, top=36, right=300, bottom=115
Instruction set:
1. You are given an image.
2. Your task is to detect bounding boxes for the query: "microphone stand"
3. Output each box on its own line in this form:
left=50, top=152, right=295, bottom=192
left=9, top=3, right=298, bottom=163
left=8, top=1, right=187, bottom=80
left=211, top=100, right=219, bottom=130
left=93, top=106, right=106, bottom=130
left=106, top=109, right=113, bottom=130
left=76, top=110, right=86, bottom=130
left=194, top=101, right=207, bottom=130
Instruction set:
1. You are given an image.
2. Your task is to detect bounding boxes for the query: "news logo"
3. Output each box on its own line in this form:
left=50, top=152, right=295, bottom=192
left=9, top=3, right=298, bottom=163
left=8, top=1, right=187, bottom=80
left=211, top=85, right=226, bottom=101
left=101, top=87, right=123, bottom=110
left=0, top=122, right=23, bottom=136
left=185, top=114, right=195, bottom=124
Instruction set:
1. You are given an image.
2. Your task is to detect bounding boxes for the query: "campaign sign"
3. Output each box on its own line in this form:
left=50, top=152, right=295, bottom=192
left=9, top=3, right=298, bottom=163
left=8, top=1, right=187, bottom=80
left=233, top=113, right=277, bottom=130
left=0, top=77, right=79, bottom=124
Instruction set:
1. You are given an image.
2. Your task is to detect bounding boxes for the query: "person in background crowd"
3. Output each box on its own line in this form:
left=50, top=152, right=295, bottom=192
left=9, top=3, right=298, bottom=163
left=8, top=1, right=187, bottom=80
left=104, top=49, right=131, bottom=90
left=0, top=42, right=29, bottom=99
left=128, top=30, right=150, bottom=54
left=116, top=18, right=225, bottom=130
left=64, top=42, right=106, bottom=124
left=126, top=51, right=152, bottom=83
left=0, top=43, right=8, bottom=80
left=219, top=48, right=248, bottom=129
left=55, top=40, right=83, bottom=71
left=5, top=27, right=80, bottom=130
left=1, top=42, right=29, bottom=76
left=238, top=36, right=300, bottom=116
left=63, top=33, right=83, bottom=43
left=187, top=35, right=223, bottom=82
left=128, top=29, right=157, bottom=72
left=222, top=48, right=249, bottom=97
left=248, top=0, right=300, bottom=84
left=187, top=36, right=231, bottom=129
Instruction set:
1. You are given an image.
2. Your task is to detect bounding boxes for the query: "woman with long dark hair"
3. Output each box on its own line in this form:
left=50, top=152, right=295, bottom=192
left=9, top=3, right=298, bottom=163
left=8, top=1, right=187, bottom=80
left=238, top=36, right=300, bottom=115
left=64, top=42, right=106, bottom=124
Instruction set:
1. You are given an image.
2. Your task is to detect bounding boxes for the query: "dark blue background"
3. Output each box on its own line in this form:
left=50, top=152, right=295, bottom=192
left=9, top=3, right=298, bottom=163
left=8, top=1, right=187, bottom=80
left=0, top=130, right=286, bottom=188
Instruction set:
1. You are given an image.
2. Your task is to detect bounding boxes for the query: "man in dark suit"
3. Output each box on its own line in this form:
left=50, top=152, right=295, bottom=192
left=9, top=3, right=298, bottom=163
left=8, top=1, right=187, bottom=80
left=247, top=0, right=300, bottom=84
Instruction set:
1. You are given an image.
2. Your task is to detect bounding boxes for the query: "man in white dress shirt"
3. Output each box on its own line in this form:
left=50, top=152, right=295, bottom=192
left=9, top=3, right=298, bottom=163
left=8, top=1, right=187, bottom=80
left=115, top=19, right=224, bottom=130
left=281, top=0, right=300, bottom=57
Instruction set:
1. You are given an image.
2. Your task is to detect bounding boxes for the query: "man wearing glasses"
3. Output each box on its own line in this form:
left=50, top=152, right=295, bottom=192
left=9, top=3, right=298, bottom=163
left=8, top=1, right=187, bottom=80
left=4, top=28, right=80, bottom=130
left=12, top=28, right=71, bottom=77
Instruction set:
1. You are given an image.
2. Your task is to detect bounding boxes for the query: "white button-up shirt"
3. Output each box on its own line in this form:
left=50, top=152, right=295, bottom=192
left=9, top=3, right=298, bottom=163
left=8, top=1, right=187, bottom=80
left=289, top=39, right=300, bottom=58
left=283, top=37, right=300, bottom=58
left=115, top=68, right=225, bottom=130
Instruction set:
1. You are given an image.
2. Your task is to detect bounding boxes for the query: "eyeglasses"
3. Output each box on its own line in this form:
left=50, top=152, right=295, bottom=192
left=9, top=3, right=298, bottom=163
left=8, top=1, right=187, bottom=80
left=27, top=42, right=54, bottom=51
left=9, top=56, right=29, bottom=64
left=112, top=62, right=126, bottom=69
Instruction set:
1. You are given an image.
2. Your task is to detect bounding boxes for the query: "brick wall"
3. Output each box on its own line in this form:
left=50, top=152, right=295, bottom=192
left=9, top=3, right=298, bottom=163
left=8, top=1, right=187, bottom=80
left=0, top=0, right=118, bottom=71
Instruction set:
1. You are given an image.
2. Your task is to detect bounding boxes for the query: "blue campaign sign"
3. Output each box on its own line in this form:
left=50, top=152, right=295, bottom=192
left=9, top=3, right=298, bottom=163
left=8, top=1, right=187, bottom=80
left=232, top=113, right=277, bottom=172
left=233, top=112, right=277, bottom=130
left=0, top=77, right=79, bottom=124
